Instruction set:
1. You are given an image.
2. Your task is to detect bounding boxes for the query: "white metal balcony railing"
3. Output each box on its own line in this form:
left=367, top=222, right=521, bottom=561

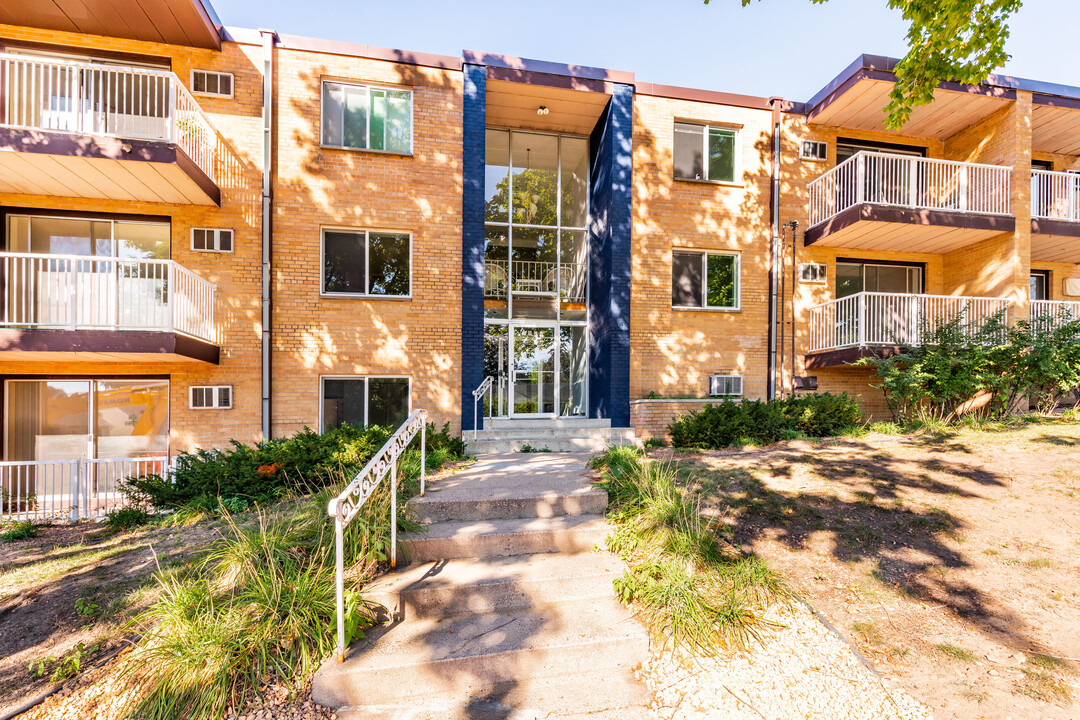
left=1031, top=169, right=1080, bottom=222
left=807, top=292, right=1010, bottom=353
left=0, top=252, right=216, bottom=343
left=484, top=260, right=587, bottom=302
left=1030, top=300, right=1080, bottom=334
left=0, top=52, right=218, bottom=182
left=0, top=456, right=171, bottom=522
left=808, top=151, right=1012, bottom=227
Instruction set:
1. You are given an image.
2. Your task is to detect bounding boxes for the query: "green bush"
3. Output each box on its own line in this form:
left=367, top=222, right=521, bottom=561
left=858, top=309, right=1080, bottom=423
left=667, top=393, right=862, bottom=449
left=125, top=422, right=463, bottom=511
left=105, top=507, right=151, bottom=532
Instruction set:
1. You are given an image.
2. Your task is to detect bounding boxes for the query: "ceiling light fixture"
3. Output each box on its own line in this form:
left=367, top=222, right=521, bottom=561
left=537, top=105, right=550, bottom=116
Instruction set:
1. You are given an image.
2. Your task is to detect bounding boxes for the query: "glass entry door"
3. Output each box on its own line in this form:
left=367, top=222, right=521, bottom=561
left=510, top=324, right=557, bottom=417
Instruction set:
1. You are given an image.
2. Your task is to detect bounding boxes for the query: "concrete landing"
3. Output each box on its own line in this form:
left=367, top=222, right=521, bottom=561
left=466, top=422, right=639, bottom=454
left=311, top=452, right=651, bottom=718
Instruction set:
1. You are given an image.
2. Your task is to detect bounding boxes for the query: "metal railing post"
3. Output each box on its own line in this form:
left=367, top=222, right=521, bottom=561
left=70, top=459, right=81, bottom=523
left=420, top=423, right=427, bottom=498
left=856, top=154, right=865, bottom=205
left=390, top=461, right=398, bottom=569
left=959, top=165, right=969, bottom=212
left=334, top=513, right=345, bottom=662
left=857, top=293, right=866, bottom=348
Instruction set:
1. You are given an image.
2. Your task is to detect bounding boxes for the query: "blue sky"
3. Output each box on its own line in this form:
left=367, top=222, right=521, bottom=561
left=215, top=0, right=1080, bottom=100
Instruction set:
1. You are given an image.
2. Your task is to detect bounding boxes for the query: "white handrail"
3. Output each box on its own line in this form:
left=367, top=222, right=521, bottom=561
left=807, top=292, right=1010, bottom=352
left=1030, top=300, right=1080, bottom=334
left=0, top=251, right=216, bottom=343
left=0, top=51, right=218, bottom=182
left=327, top=409, right=427, bottom=662
left=1031, top=169, right=1080, bottom=222
left=808, top=151, right=1012, bottom=226
left=472, top=375, right=493, bottom=440
left=483, top=260, right=587, bottom=301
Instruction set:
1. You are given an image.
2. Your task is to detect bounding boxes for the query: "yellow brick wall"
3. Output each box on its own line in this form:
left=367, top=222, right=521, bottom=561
left=629, top=94, right=773, bottom=402
left=0, top=26, right=265, bottom=454
left=269, top=48, right=464, bottom=436
left=629, top=399, right=742, bottom=441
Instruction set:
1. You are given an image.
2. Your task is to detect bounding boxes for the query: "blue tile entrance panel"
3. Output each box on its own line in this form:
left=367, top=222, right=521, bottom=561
left=461, top=63, right=487, bottom=432
left=588, top=84, right=633, bottom=428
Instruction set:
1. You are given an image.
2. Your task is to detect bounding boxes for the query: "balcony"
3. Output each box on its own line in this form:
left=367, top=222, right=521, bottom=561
left=1030, top=300, right=1080, bottom=334
left=0, top=53, right=219, bottom=205
left=1031, top=170, right=1080, bottom=262
left=0, top=252, right=218, bottom=363
left=484, top=260, right=587, bottom=302
left=806, top=292, right=1009, bottom=367
left=806, top=152, right=1014, bottom=252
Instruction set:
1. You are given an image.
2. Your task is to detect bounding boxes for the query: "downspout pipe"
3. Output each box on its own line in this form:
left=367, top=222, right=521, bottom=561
left=260, top=29, right=275, bottom=440
left=767, top=97, right=782, bottom=401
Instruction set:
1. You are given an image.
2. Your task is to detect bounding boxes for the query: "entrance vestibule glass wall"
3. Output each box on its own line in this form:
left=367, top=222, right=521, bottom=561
left=483, top=129, right=589, bottom=417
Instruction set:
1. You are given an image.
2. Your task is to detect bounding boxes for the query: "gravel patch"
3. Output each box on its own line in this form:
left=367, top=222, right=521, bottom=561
left=642, top=602, right=933, bottom=720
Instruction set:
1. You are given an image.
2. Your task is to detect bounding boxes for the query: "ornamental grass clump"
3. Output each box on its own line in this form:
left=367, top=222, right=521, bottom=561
left=590, top=446, right=790, bottom=654
left=121, top=442, right=440, bottom=720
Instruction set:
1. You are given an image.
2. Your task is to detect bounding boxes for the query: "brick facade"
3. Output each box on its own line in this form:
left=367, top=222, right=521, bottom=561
left=1, top=19, right=1077, bottom=451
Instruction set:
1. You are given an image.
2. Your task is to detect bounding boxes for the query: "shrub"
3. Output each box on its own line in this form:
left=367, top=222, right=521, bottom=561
left=1, top=520, right=37, bottom=542
left=667, top=393, right=862, bottom=449
left=105, top=507, right=151, bottom=532
left=126, top=422, right=463, bottom=511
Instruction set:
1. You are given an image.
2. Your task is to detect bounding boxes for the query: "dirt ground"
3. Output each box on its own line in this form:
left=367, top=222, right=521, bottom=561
left=0, top=519, right=219, bottom=715
left=660, top=421, right=1080, bottom=720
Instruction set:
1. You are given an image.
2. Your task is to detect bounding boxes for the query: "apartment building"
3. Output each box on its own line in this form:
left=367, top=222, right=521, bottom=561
left=1, top=0, right=1079, bottom=515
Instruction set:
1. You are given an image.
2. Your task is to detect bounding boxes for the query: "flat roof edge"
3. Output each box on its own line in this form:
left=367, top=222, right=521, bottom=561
left=464, top=50, right=634, bottom=85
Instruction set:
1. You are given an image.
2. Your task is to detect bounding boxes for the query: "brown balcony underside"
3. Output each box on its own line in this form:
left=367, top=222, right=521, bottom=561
left=1031, top=218, right=1080, bottom=263
left=0, top=329, right=219, bottom=364
left=805, top=204, right=1015, bottom=253
left=0, top=128, right=219, bottom=206
left=805, top=345, right=905, bottom=369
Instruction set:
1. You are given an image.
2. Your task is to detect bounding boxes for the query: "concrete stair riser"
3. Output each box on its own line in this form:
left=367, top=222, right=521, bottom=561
left=403, top=516, right=610, bottom=564
left=466, top=438, right=634, bottom=454
left=411, top=489, right=608, bottom=524
left=366, top=553, right=626, bottom=621
left=484, top=418, right=614, bottom=430
left=313, top=600, right=648, bottom=708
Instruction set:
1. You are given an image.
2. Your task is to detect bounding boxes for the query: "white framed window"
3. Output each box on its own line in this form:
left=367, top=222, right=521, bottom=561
left=672, top=250, right=740, bottom=310
left=190, top=385, right=232, bottom=409
left=321, top=81, right=413, bottom=153
left=799, top=262, right=827, bottom=284
left=321, top=228, right=411, bottom=298
left=673, top=121, right=740, bottom=183
left=320, top=376, right=411, bottom=431
left=192, top=228, right=233, bottom=253
left=800, top=140, right=828, bottom=162
left=708, top=375, right=743, bottom=397
left=191, top=70, right=233, bottom=98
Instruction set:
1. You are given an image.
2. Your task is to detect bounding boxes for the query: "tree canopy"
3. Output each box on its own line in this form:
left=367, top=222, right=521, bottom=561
left=719, top=0, right=1023, bottom=129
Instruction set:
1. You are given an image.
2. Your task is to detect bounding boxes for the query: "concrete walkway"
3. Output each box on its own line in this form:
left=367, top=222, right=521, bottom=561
left=312, top=453, right=652, bottom=719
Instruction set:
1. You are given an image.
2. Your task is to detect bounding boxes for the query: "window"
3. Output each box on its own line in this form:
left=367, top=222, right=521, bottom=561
left=1031, top=271, right=1050, bottom=301
left=191, top=70, right=233, bottom=98
left=799, top=262, right=827, bottom=284
left=321, top=229, right=411, bottom=297
left=836, top=261, right=923, bottom=298
left=320, top=377, right=410, bottom=431
left=800, top=141, right=828, bottom=162
left=7, top=214, right=169, bottom=258
left=321, top=81, right=412, bottom=153
left=672, top=250, right=739, bottom=309
left=191, top=228, right=233, bottom=252
left=708, top=375, right=743, bottom=397
left=190, top=385, right=232, bottom=409
left=673, top=122, right=738, bottom=183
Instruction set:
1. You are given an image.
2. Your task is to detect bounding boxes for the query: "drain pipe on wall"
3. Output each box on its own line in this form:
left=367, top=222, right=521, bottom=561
left=767, top=98, right=782, bottom=400
left=259, top=29, right=276, bottom=440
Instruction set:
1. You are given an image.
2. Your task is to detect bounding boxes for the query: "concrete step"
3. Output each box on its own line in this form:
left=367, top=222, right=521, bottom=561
left=334, top=672, right=652, bottom=719
left=469, top=427, right=637, bottom=440
left=366, top=551, right=626, bottom=621
left=312, top=597, right=650, bottom=709
left=485, top=417, right=614, bottom=430
left=410, top=484, right=608, bottom=523
left=466, top=436, right=636, bottom=454
left=403, top=515, right=610, bottom=564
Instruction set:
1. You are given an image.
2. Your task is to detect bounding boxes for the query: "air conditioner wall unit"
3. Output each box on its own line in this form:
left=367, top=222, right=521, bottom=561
left=708, top=374, right=743, bottom=397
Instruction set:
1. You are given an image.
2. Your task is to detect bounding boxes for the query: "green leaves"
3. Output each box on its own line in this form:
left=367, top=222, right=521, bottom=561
left=723, top=0, right=1022, bottom=129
